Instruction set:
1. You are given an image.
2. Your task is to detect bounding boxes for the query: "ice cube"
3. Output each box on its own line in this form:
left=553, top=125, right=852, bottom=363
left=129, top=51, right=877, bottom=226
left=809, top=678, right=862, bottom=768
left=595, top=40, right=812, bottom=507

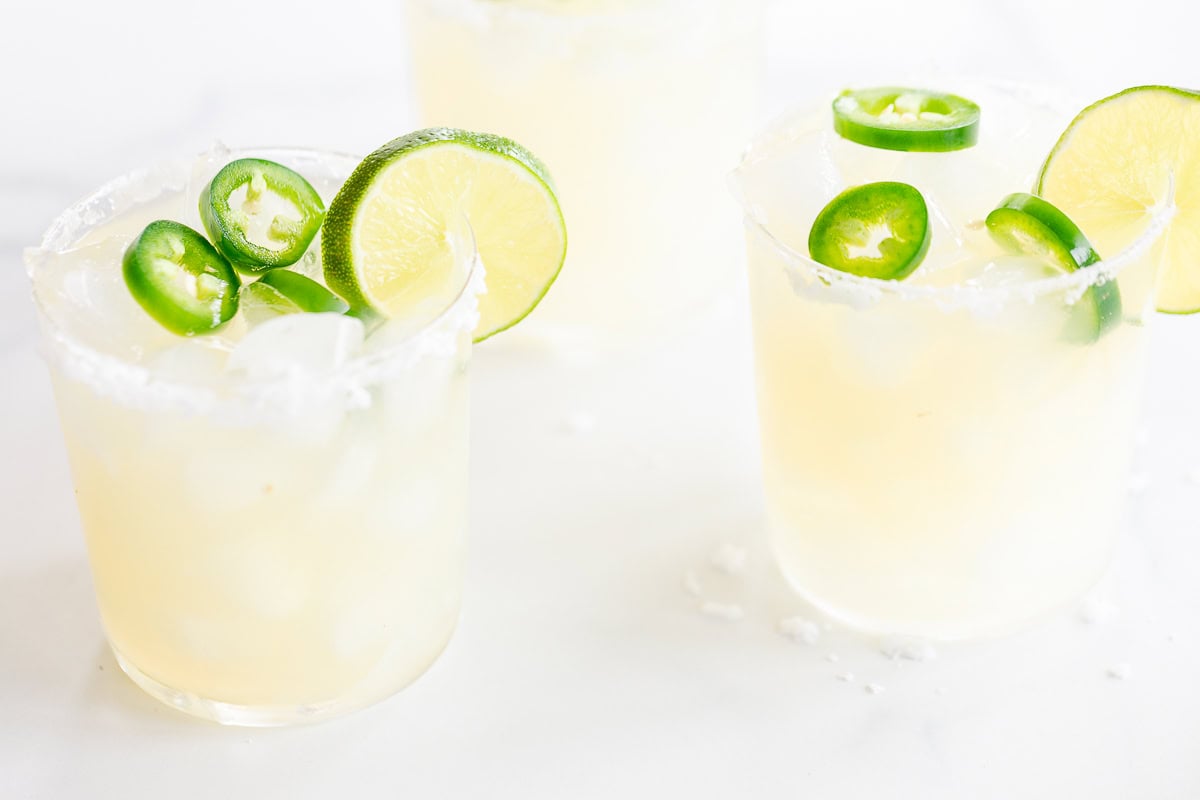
left=227, top=313, right=364, bottom=379
left=182, top=438, right=307, bottom=513
left=314, top=436, right=380, bottom=512
left=210, top=536, right=311, bottom=620
left=149, top=339, right=229, bottom=385
left=292, top=240, right=324, bottom=283
left=835, top=308, right=929, bottom=388
left=44, top=240, right=179, bottom=360
left=182, top=143, right=233, bottom=231
left=954, top=253, right=1059, bottom=291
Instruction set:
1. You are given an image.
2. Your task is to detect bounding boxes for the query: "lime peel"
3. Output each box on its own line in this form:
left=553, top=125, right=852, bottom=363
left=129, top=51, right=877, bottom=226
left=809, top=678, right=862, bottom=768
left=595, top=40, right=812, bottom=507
left=1036, top=85, right=1200, bottom=314
left=322, top=128, right=567, bottom=342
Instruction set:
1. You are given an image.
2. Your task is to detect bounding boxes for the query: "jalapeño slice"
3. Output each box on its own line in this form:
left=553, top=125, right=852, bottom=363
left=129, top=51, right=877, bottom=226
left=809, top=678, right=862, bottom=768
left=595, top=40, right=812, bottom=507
left=239, top=269, right=350, bottom=324
left=200, top=158, right=325, bottom=273
left=808, top=181, right=931, bottom=280
left=833, top=87, right=981, bottom=152
left=122, top=220, right=240, bottom=335
left=986, top=192, right=1122, bottom=342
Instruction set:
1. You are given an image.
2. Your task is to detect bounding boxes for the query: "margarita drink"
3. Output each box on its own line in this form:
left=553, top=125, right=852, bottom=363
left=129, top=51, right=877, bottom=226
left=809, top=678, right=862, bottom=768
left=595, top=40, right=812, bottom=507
left=735, top=88, right=1166, bottom=639
left=28, top=148, right=479, bottom=724
left=405, top=0, right=763, bottom=343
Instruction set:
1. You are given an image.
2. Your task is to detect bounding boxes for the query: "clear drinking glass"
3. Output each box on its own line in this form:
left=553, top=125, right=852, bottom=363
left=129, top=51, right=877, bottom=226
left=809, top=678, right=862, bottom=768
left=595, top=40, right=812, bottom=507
left=404, top=0, right=764, bottom=346
left=25, top=148, right=482, bottom=725
left=732, top=94, right=1167, bottom=640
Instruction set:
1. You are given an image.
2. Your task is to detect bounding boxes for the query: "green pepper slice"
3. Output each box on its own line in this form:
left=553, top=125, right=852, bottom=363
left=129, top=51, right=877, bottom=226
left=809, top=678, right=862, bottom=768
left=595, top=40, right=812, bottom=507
left=986, top=192, right=1122, bottom=343
left=808, top=181, right=931, bottom=280
left=833, top=87, right=981, bottom=152
left=239, top=269, right=350, bottom=324
left=199, top=158, right=325, bottom=273
left=122, top=220, right=240, bottom=335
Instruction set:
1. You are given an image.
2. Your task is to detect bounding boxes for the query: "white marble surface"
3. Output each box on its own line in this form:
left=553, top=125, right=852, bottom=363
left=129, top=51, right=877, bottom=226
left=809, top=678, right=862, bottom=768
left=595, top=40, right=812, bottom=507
left=4, top=1, right=1200, bottom=797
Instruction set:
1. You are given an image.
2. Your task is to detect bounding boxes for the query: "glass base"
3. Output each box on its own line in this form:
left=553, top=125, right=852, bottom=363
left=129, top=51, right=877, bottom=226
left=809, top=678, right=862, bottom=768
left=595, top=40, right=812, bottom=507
left=113, top=648, right=350, bottom=726
left=777, top=566, right=1107, bottom=642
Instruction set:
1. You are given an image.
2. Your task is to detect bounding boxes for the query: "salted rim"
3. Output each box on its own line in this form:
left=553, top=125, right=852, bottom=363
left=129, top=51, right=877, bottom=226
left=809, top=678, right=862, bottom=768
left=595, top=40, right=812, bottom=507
left=25, top=146, right=484, bottom=416
left=731, top=94, right=1177, bottom=311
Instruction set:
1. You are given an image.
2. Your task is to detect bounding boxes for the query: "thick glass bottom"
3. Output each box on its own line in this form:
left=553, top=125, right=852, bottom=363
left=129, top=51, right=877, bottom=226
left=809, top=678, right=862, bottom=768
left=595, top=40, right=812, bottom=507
left=111, top=625, right=456, bottom=727
left=769, top=517, right=1114, bottom=642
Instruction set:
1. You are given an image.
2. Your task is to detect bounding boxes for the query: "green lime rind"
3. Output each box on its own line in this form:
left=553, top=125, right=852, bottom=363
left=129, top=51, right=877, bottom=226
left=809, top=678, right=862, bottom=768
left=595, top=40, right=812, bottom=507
left=1034, top=85, right=1200, bottom=197
left=986, top=192, right=1122, bottom=343
left=200, top=158, right=325, bottom=274
left=1036, top=85, right=1200, bottom=315
left=239, top=269, right=350, bottom=325
left=833, top=87, right=981, bottom=153
left=321, top=128, right=567, bottom=342
left=122, top=220, right=241, bottom=336
left=808, top=181, right=931, bottom=280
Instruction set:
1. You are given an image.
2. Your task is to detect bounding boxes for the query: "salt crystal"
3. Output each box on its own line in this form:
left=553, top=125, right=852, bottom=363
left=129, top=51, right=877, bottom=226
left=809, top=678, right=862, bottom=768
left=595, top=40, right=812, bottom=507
left=709, top=543, right=748, bottom=576
left=682, top=570, right=703, bottom=598
left=879, top=636, right=937, bottom=662
left=865, top=683, right=885, bottom=695
left=699, top=601, right=744, bottom=622
left=826, top=653, right=840, bottom=664
left=777, top=616, right=821, bottom=645
left=837, top=672, right=855, bottom=683
left=1107, top=663, right=1132, bottom=681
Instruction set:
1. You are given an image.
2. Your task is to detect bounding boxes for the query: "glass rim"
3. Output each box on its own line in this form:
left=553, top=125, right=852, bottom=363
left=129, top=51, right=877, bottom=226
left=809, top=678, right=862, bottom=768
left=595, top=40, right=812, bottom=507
left=730, top=102, right=1174, bottom=311
left=25, top=145, right=483, bottom=411
left=409, top=0, right=744, bottom=23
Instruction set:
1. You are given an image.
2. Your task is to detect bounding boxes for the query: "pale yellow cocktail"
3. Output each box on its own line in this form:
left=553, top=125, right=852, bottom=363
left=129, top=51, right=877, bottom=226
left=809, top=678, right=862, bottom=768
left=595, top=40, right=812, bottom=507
left=28, top=149, right=480, bottom=724
left=734, top=88, right=1170, bottom=639
left=405, top=0, right=763, bottom=344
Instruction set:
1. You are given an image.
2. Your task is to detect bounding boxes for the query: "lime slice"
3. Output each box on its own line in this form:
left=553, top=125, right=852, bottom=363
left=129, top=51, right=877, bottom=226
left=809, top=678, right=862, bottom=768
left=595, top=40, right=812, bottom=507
left=808, top=181, right=931, bottom=280
left=240, top=269, right=350, bottom=325
left=199, top=159, right=325, bottom=274
left=986, top=193, right=1122, bottom=342
left=123, top=220, right=240, bottom=335
left=322, top=128, right=567, bottom=342
left=833, top=87, right=980, bottom=152
left=1036, top=85, right=1200, bottom=313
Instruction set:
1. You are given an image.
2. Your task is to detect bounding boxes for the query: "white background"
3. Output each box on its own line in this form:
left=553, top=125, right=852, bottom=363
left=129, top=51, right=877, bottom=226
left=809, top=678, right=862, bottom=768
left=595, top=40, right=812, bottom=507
left=3, top=1, right=1200, bottom=797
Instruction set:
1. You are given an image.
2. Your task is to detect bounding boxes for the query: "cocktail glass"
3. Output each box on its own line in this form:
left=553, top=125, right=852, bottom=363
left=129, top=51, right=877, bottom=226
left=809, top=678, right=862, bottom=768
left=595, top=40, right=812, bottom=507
left=732, top=93, right=1167, bottom=640
left=404, top=0, right=763, bottom=346
left=25, top=148, right=482, bottom=725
